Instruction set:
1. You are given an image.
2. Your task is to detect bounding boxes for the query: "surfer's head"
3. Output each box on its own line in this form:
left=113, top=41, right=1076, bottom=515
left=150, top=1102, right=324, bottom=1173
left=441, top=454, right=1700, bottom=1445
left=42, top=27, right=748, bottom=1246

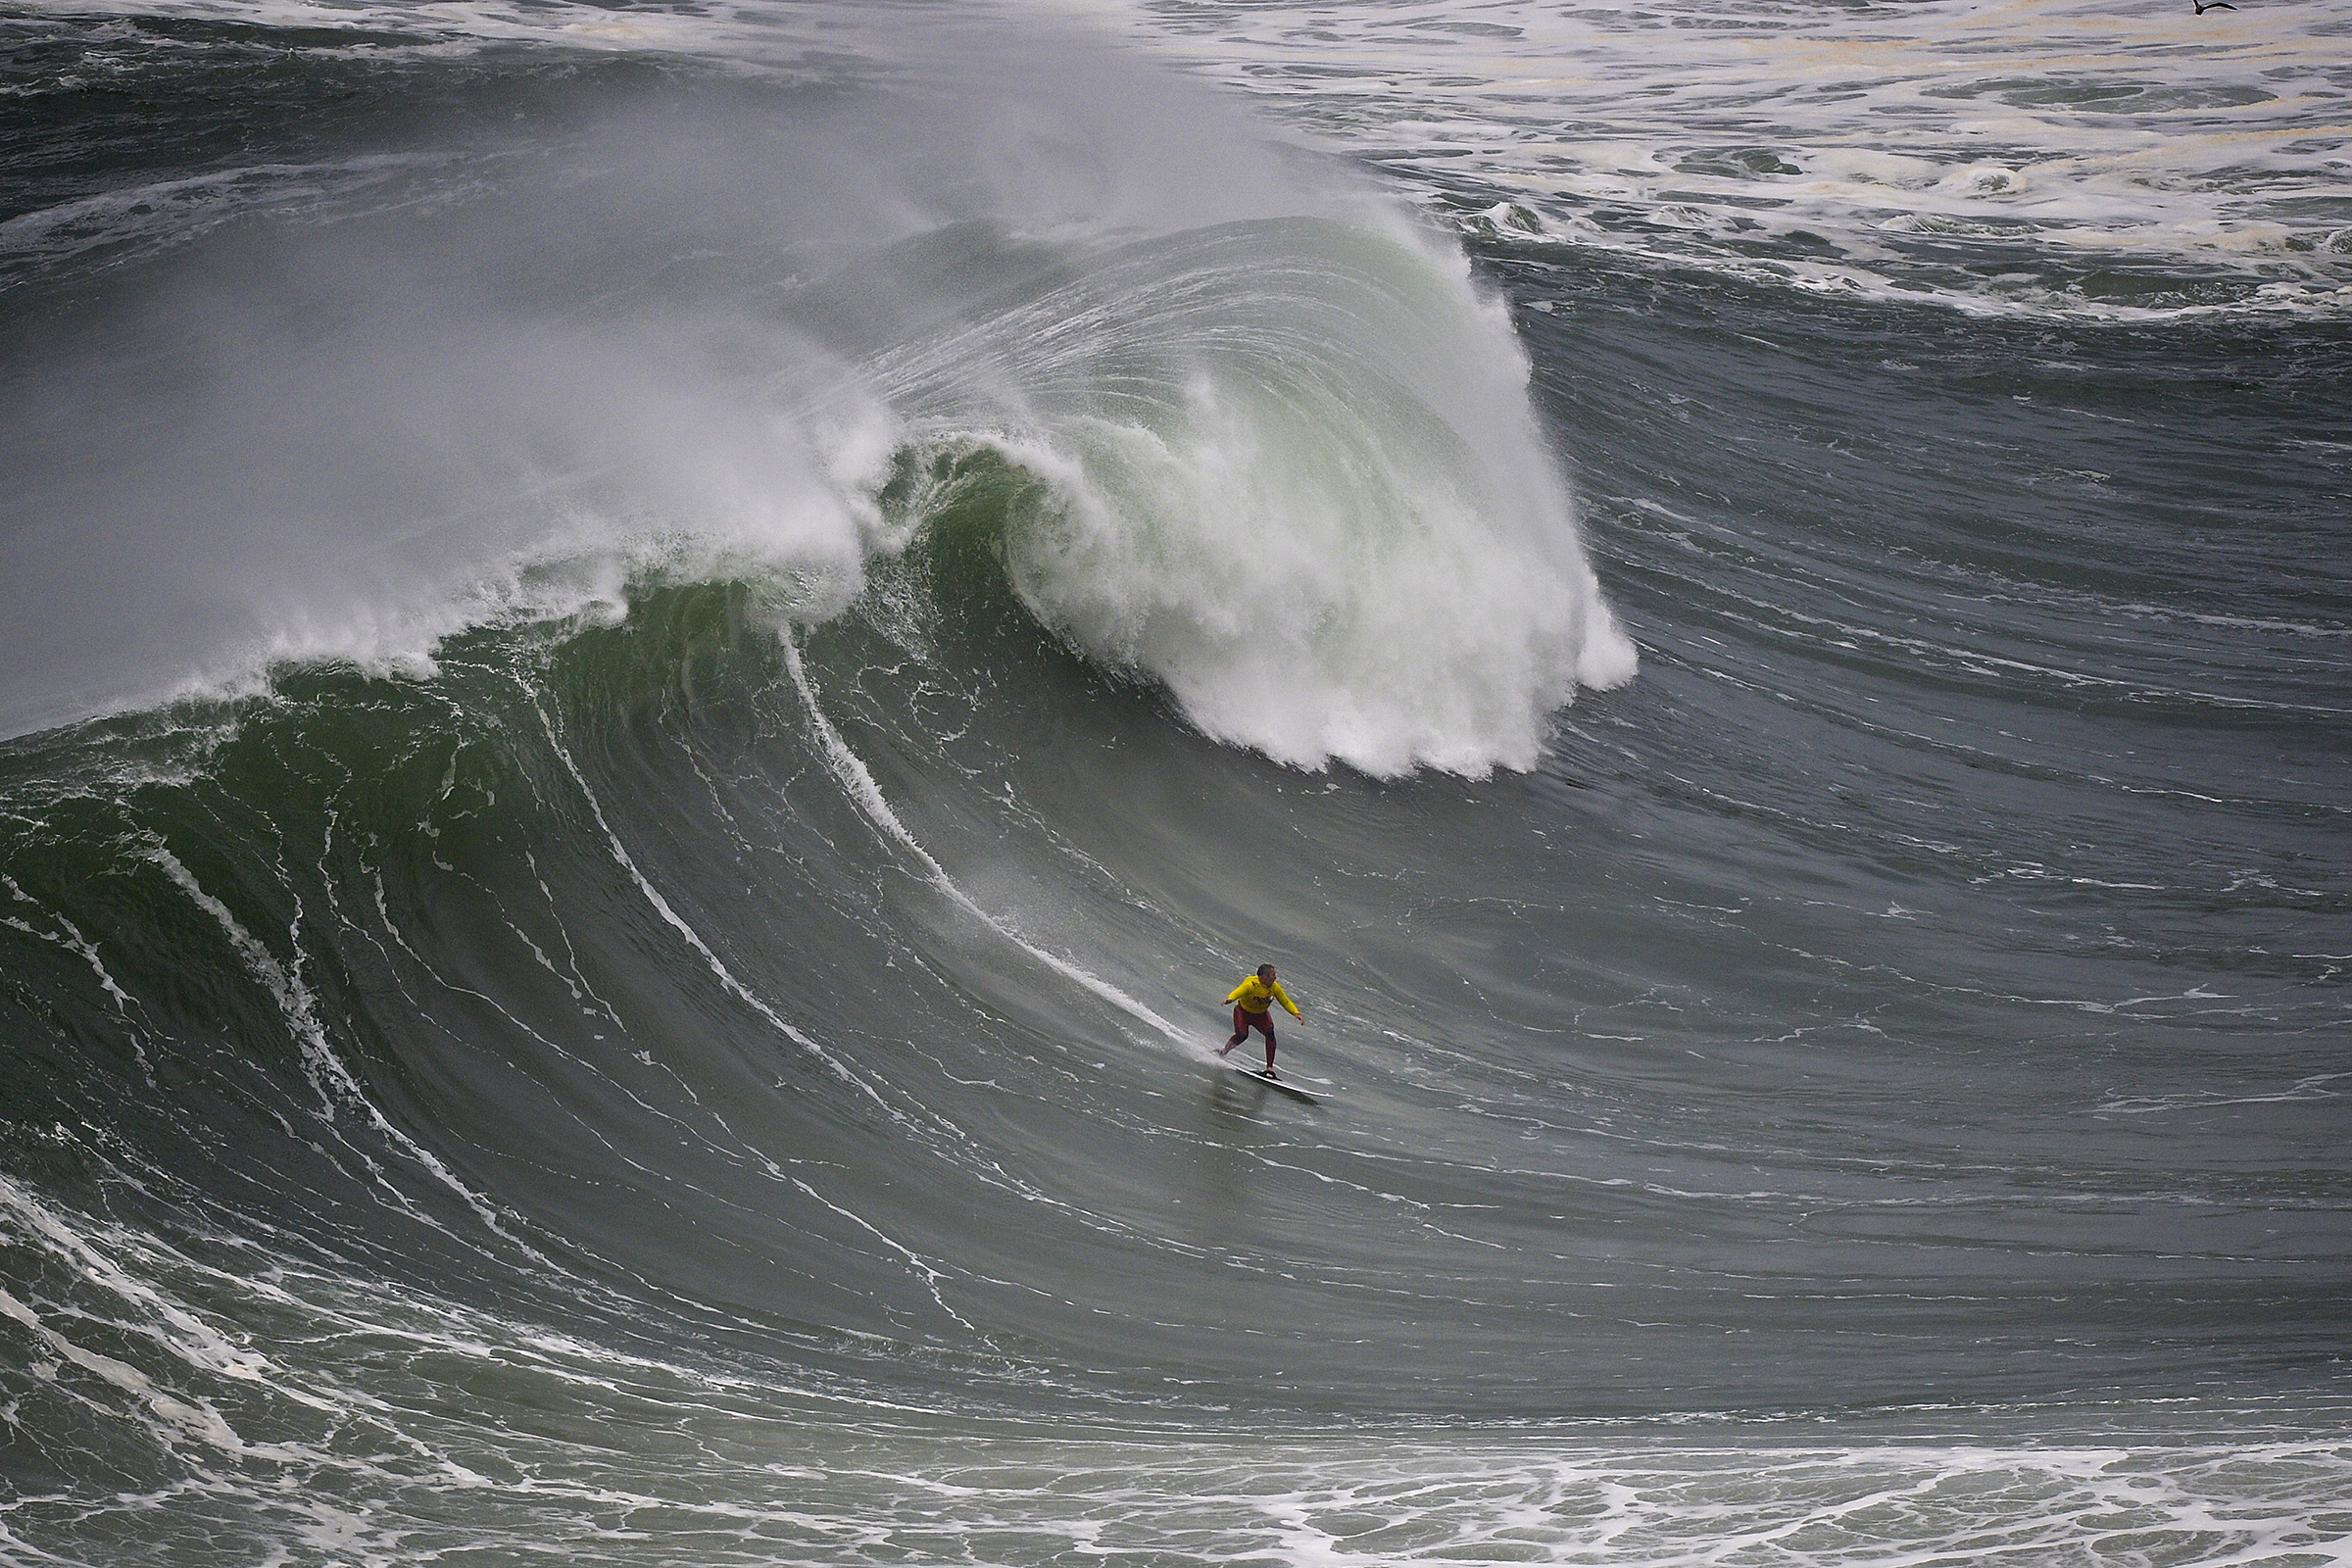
left=1258, top=963, right=1276, bottom=982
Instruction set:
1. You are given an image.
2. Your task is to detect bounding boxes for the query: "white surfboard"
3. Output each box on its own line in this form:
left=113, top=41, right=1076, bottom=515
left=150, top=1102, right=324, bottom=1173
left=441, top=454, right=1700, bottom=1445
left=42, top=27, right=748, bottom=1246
left=1223, top=1062, right=1325, bottom=1103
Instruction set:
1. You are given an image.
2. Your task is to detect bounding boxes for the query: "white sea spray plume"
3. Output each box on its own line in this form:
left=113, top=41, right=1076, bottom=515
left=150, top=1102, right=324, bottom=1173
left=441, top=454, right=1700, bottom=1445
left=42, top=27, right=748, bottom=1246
left=0, top=11, right=1633, bottom=774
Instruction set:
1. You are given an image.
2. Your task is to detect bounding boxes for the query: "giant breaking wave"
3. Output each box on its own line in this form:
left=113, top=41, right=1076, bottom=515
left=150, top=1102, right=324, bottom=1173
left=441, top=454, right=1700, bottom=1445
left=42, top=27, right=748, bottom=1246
left=0, top=24, right=1632, bottom=774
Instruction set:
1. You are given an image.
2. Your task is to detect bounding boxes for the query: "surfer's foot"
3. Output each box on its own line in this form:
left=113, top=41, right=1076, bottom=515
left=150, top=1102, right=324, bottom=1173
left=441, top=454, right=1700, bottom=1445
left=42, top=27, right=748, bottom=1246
left=1216, top=1043, right=1235, bottom=1057
left=1263, top=1066, right=1278, bottom=1079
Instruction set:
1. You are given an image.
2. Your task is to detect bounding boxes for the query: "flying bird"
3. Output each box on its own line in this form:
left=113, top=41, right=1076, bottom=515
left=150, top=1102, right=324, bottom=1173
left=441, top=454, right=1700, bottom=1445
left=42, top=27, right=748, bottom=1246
left=2191, top=0, right=2235, bottom=11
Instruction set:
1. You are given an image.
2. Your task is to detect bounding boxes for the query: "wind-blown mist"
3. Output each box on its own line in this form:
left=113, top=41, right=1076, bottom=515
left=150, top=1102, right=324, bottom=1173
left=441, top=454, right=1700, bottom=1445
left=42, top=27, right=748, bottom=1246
left=0, top=24, right=1630, bottom=773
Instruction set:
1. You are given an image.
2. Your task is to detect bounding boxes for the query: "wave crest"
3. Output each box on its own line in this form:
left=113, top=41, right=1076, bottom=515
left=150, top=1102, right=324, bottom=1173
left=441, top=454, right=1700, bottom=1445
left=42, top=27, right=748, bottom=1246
left=0, top=28, right=1632, bottom=773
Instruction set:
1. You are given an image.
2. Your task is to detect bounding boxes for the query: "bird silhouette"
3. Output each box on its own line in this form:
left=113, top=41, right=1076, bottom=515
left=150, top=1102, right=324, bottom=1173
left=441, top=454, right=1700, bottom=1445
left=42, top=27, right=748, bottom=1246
left=2192, top=0, right=2236, bottom=12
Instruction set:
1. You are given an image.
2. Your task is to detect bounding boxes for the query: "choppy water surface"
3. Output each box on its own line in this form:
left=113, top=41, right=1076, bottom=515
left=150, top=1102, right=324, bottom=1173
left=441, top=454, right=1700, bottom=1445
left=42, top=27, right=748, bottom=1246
left=1, top=0, right=2346, bottom=1562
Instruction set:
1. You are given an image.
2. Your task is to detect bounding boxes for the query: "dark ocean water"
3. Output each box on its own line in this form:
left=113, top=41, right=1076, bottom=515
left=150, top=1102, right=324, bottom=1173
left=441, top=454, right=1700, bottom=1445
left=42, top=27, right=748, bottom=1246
left=2, top=1, right=2347, bottom=1561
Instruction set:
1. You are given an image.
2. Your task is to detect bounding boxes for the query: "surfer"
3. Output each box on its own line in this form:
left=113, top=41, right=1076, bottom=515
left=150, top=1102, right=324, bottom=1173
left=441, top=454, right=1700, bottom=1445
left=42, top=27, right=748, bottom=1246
left=1217, top=963, right=1300, bottom=1075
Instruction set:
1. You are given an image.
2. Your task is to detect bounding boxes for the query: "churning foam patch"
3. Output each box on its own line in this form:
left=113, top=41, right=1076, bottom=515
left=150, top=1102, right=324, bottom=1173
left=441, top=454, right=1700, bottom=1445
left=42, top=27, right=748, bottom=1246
left=992, top=408, right=1632, bottom=778
left=1079, top=0, right=2352, bottom=319
left=882, top=214, right=1640, bottom=780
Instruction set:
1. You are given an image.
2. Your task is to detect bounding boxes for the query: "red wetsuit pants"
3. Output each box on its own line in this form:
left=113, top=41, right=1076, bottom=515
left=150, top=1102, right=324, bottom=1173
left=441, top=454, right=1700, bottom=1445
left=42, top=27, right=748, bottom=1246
left=1229, top=1004, right=1277, bottom=1062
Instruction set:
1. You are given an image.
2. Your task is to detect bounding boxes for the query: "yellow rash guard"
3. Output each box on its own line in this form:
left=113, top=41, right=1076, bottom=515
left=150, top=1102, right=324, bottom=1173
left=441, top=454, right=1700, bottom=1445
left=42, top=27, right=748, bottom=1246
left=1226, top=976, right=1300, bottom=1017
